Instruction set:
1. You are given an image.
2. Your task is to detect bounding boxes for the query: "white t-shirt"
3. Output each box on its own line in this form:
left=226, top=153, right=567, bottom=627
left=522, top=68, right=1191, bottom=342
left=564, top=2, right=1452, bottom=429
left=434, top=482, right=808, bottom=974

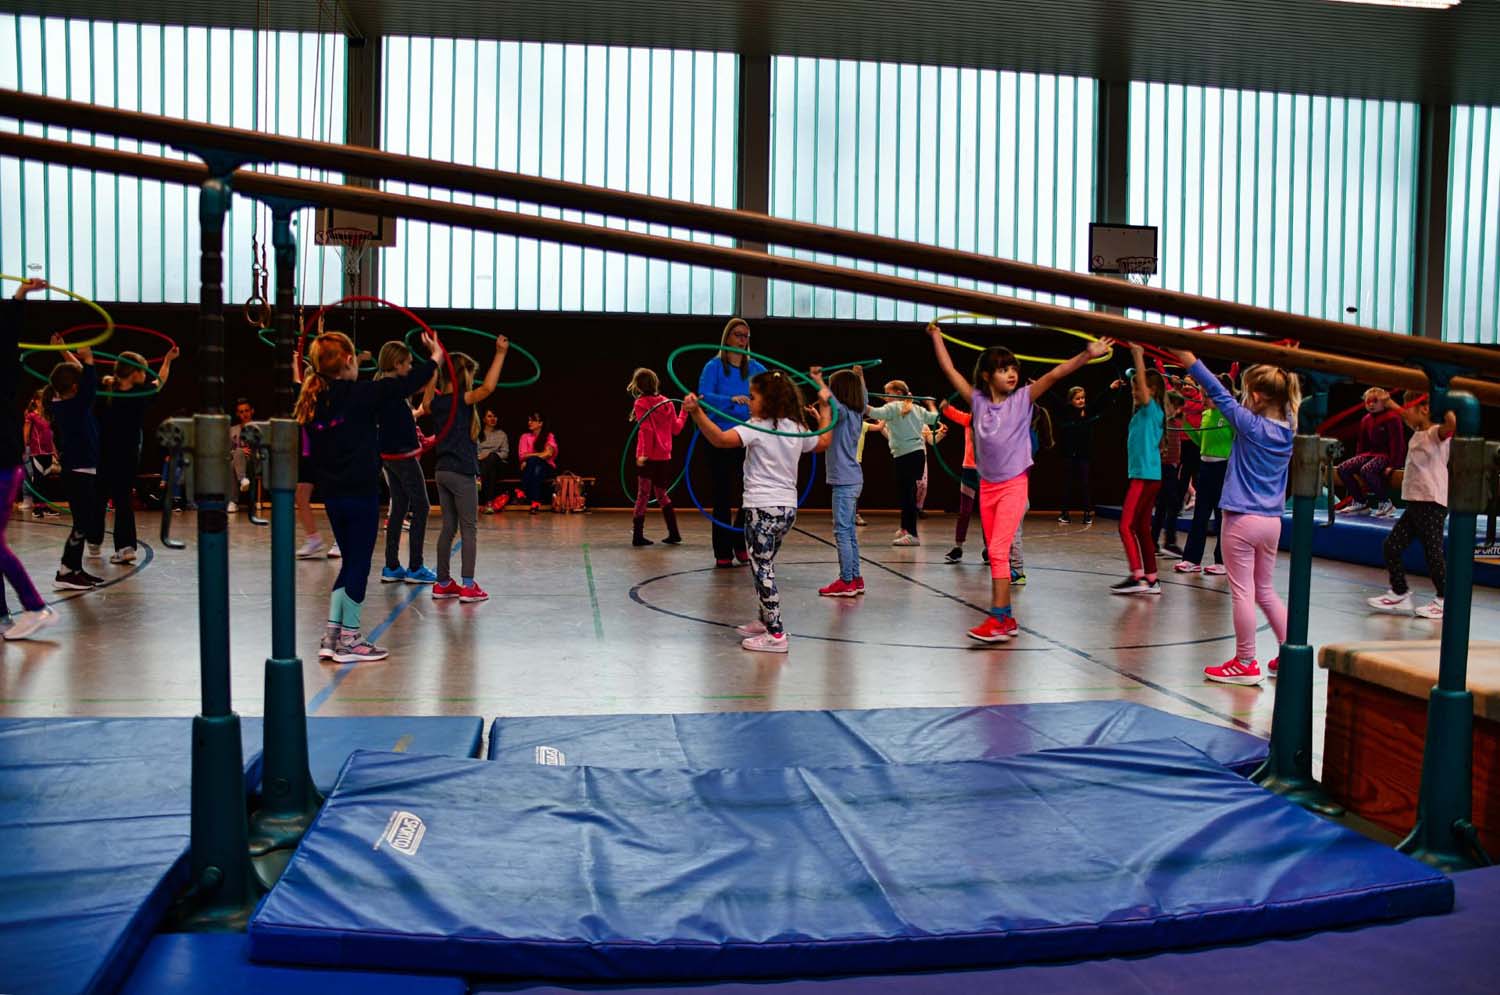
left=1402, top=425, right=1450, bottom=506
left=740, top=418, right=818, bottom=509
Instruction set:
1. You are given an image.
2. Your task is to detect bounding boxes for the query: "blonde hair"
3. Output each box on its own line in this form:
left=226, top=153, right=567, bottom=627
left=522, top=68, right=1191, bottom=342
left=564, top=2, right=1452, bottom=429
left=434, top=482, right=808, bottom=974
left=375, top=341, right=412, bottom=380
left=883, top=379, right=915, bottom=414
left=1067, top=385, right=1085, bottom=402
left=1363, top=386, right=1390, bottom=403
left=436, top=352, right=482, bottom=440
left=628, top=367, right=660, bottom=397
left=716, top=318, right=752, bottom=377
left=1242, top=365, right=1302, bottom=425
left=294, top=332, right=356, bottom=424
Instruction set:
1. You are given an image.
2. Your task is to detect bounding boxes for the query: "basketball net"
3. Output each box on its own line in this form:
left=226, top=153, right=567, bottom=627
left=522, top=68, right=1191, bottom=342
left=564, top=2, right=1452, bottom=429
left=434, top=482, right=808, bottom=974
left=1118, top=255, right=1156, bottom=287
left=317, top=227, right=375, bottom=297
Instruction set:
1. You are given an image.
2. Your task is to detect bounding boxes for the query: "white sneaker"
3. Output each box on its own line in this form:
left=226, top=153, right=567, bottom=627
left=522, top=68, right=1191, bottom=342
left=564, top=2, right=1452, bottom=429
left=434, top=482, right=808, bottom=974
left=1414, top=598, right=1445, bottom=620
left=296, top=536, right=325, bottom=559
left=1174, top=561, right=1202, bottom=574
left=1372, top=501, right=1398, bottom=519
left=239, top=477, right=251, bottom=492
left=1344, top=502, right=1368, bottom=515
left=735, top=620, right=768, bottom=637
left=318, top=628, right=339, bottom=660
left=741, top=631, right=789, bottom=653
left=1367, top=590, right=1413, bottom=613
left=1203, top=564, right=1227, bottom=576
left=892, top=531, right=920, bottom=547
left=86, top=543, right=102, bottom=559
left=109, top=547, right=137, bottom=565
left=4, top=607, right=57, bottom=641
left=327, top=544, right=341, bottom=559
left=226, top=501, right=238, bottom=513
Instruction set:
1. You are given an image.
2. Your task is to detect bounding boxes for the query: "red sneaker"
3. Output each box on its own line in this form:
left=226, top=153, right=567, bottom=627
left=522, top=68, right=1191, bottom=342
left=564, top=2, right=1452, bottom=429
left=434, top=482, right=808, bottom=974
left=1268, top=657, right=1279, bottom=676
left=967, top=615, right=1018, bottom=643
left=1334, top=495, right=1354, bottom=512
left=819, top=578, right=857, bottom=598
left=432, top=579, right=462, bottom=600
left=735, top=549, right=751, bottom=565
left=1204, top=658, right=1263, bottom=685
left=853, top=577, right=866, bottom=595
left=490, top=494, right=510, bottom=512
left=459, top=581, right=489, bottom=604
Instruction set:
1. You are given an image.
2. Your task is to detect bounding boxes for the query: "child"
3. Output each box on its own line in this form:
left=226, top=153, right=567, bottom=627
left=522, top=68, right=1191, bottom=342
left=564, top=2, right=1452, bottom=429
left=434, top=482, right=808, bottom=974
left=296, top=329, right=440, bottom=663
left=375, top=341, right=438, bottom=586
left=23, top=388, right=59, bottom=518
left=1336, top=387, right=1407, bottom=518
left=98, top=346, right=179, bottom=565
left=0, top=278, right=57, bottom=638
left=684, top=372, right=832, bottom=652
left=1367, top=394, right=1455, bottom=620
left=517, top=413, right=558, bottom=514
left=627, top=367, right=688, bottom=547
left=478, top=410, right=511, bottom=511
left=1055, top=385, right=1103, bottom=525
left=293, top=357, right=340, bottom=560
left=914, top=422, right=946, bottom=516
left=1175, top=373, right=1234, bottom=576
left=1113, top=344, right=1167, bottom=595
left=1171, top=349, right=1299, bottom=686
left=939, top=399, right=989, bottom=564
left=930, top=322, right=1112, bottom=643
left=810, top=364, right=867, bottom=596
left=1152, top=390, right=1187, bottom=559
left=47, top=334, right=106, bottom=590
left=428, top=338, right=508, bottom=602
left=867, top=381, right=941, bottom=546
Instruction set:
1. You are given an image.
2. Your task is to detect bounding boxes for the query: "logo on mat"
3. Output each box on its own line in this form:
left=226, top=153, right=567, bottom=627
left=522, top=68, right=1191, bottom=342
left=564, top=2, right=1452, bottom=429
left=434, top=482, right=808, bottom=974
left=376, top=810, right=426, bottom=855
left=535, top=745, right=567, bottom=766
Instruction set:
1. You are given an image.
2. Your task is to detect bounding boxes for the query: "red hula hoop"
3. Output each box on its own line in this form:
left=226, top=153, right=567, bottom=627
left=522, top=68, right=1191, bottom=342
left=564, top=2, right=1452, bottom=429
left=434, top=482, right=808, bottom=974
left=1317, top=391, right=1428, bottom=438
left=56, top=323, right=176, bottom=365
left=299, top=296, right=457, bottom=461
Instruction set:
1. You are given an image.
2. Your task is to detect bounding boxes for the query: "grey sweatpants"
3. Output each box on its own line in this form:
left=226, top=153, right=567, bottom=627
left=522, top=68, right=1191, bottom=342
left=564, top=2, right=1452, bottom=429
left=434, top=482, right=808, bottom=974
left=435, top=469, right=478, bottom=582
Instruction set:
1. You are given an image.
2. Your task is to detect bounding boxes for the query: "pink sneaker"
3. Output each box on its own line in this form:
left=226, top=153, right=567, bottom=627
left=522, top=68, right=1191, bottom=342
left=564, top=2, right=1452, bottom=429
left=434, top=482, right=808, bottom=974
left=1204, top=658, right=1263, bottom=685
left=853, top=577, right=866, bottom=594
left=967, top=615, right=1018, bottom=643
left=735, top=620, right=767, bottom=637
left=1174, top=561, right=1202, bottom=574
left=742, top=631, right=788, bottom=653
left=459, top=581, right=489, bottom=603
left=819, top=578, right=858, bottom=598
left=432, top=579, right=462, bottom=600
left=1203, top=564, right=1227, bottom=576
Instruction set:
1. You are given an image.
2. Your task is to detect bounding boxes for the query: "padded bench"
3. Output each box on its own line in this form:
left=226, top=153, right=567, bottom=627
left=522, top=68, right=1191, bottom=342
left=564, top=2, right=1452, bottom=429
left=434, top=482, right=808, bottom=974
left=1320, top=640, right=1500, bottom=855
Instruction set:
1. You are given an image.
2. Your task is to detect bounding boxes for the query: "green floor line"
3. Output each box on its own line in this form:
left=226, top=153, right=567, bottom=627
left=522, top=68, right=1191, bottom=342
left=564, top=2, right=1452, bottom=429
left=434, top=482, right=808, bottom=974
left=582, top=542, right=605, bottom=640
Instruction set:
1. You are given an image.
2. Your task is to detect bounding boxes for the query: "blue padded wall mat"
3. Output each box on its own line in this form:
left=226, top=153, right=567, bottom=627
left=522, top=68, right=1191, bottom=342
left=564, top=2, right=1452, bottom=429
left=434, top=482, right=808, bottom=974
left=249, top=739, right=1451, bottom=981
left=244, top=715, right=485, bottom=794
left=119, top=933, right=466, bottom=994
left=487, top=701, right=1268, bottom=775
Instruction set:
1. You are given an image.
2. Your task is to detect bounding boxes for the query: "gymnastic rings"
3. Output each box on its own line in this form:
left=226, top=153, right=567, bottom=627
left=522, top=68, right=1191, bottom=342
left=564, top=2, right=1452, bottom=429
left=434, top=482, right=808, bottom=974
left=683, top=428, right=818, bottom=534
left=620, top=396, right=689, bottom=507
left=244, top=240, right=272, bottom=329
left=20, top=348, right=162, bottom=399
left=665, top=344, right=838, bottom=439
left=1, top=275, right=115, bottom=350
left=401, top=325, right=542, bottom=389
left=928, top=314, right=1113, bottom=366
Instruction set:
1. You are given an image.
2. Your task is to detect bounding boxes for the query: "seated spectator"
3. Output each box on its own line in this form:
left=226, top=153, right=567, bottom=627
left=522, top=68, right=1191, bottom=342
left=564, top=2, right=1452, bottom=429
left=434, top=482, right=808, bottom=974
left=227, top=397, right=256, bottom=512
left=478, top=409, right=511, bottom=512
left=517, top=412, right=557, bottom=514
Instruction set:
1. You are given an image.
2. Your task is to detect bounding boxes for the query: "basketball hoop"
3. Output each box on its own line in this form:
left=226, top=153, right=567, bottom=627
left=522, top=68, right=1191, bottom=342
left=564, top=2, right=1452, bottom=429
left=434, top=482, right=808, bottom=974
left=1117, top=256, right=1156, bottom=287
left=317, top=226, right=376, bottom=278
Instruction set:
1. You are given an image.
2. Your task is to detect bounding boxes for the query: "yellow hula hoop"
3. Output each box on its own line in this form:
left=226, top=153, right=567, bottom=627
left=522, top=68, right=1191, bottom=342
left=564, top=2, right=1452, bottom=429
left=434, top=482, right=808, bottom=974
left=1, top=275, right=115, bottom=350
left=928, top=312, right=1113, bottom=365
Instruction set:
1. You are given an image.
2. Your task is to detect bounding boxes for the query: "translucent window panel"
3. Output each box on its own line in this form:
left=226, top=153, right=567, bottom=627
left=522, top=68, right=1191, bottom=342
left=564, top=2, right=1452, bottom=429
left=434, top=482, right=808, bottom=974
left=1443, top=106, right=1500, bottom=345
left=0, top=16, right=345, bottom=306
left=1129, top=83, right=1419, bottom=334
left=768, top=58, right=1097, bottom=323
left=380, top=39, right=737, bottom=314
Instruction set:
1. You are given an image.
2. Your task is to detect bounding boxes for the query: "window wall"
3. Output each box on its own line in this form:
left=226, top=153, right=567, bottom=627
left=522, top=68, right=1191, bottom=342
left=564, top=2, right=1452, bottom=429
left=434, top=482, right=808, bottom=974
left=0, top=15, right=346, bottom=306
left=1128, top=83, right=1420, bottom=333
left=769, top=57, right=1097, bottom=322
left=379, top=39, right=738, bottom=313
left=1444, top=105, right=1500, bottom=345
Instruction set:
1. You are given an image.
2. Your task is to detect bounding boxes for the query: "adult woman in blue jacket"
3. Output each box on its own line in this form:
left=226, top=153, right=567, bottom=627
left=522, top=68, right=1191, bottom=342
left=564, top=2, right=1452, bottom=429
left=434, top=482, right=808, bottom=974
left=696, top=318, right=767, bottom=567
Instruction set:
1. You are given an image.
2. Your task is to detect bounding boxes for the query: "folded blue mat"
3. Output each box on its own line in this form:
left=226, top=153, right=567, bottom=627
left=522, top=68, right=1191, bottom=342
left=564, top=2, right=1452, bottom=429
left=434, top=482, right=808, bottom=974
left=488, top=701, right=1268, bottom=775
left=249, top=739, right=1450, bottom=980
left=244, top=716, right=485, bottom=794
left=120, top=933, right=466, bottom=994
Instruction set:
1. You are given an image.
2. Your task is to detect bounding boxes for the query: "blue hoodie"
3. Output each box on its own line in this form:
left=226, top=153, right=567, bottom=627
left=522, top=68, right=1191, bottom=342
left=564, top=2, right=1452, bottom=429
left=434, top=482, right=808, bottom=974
left=1190, top=360, right=1293, bottom=517
left=697, top=355, right=767, bottom=430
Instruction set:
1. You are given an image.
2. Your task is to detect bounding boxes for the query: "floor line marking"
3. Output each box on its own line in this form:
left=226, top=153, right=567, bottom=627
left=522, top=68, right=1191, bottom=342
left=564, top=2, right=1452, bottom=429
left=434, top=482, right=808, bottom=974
left=582, top=543, right=604, bottom=639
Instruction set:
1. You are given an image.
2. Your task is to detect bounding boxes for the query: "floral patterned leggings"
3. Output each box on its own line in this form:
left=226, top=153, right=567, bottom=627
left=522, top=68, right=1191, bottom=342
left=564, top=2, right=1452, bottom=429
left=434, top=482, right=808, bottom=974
left=745, top=506, right=797, bottom=636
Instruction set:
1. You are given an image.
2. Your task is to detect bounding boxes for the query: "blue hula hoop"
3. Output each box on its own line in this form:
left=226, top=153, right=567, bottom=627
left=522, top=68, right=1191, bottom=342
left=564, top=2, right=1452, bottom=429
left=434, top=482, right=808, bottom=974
left=684, top=428, right=818, bottom=534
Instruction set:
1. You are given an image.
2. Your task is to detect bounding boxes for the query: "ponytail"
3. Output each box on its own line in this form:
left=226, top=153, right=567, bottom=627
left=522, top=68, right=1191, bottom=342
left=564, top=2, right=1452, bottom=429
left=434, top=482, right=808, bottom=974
left=294, top=332, right=356, bottom=424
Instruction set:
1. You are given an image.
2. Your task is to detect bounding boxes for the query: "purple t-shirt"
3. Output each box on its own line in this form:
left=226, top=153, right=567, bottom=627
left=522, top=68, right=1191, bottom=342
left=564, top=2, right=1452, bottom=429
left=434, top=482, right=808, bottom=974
left=971, top=387, right=1034, bottom=484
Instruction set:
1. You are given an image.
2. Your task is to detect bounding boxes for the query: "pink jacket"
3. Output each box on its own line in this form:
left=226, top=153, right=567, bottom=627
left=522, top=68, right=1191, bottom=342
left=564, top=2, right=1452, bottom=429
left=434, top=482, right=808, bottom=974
left=632, top=395, right=689, bottom=462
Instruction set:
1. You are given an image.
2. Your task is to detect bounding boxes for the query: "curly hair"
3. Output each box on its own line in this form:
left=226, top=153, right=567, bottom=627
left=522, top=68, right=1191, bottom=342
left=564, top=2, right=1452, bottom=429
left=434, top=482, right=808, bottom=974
left=749, top=370, right=805, bottom=424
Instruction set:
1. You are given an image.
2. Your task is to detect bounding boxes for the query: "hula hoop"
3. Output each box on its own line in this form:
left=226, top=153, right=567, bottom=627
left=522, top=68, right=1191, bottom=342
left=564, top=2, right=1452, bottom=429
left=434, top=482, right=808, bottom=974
left=818, top=357, right=882, bottom=374
left=666, top=344, right=837, bottom=438
left=868, top=391, right=943, bottom=403
left=54, top=323, right=176, bottom=366
left=683, top=428, right=818, bottom=533
left=401, top=325, right=541, bottom=388
left=21, top=349, right=161, bottom=399
left=1, top=275, right=115, bottom=350
left=620, top=396, right=688, bottom=506
left=928, top=314, right=1113, bottom=365
left=300, top=297, right=457, bottom=461
left=930, top=390, right=967, bottom=484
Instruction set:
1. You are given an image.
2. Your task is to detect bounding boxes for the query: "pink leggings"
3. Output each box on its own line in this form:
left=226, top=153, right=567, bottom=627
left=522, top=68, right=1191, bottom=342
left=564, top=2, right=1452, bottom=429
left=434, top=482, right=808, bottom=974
left=1221, top=511, right=1288, bottom=663
left=979, top=474, right=1029, bottom=580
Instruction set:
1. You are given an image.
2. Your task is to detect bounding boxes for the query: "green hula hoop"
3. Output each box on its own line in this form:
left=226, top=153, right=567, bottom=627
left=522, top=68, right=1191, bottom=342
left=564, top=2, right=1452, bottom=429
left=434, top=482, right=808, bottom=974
left=20, top=349, right=161, bottom=399
left=620, top=396, right=689, bottom=506
left=666, top=343, right=837, bottom=439
left=819, top=357, right=882, bottom=374
left=929, top=390, right=966, bottom=485
left=403, top=325, right=541, bottom=388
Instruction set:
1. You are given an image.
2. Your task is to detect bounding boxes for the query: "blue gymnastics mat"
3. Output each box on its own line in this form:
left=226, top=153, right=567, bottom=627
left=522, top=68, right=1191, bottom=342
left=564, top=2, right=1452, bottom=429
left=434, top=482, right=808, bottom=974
left=487, top=701, right=1269, bottom=775
left=119, top=933, right=466, bottom=994
left=249, top=739, right=1451, bottom=981
left=244, top=715, right=485, bottom=794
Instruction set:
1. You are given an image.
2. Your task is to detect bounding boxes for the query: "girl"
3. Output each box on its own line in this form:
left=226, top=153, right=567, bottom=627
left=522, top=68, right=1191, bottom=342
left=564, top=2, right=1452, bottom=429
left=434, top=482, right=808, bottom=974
left=517, top=413, right=558, bottom=513
left=696, top=317, right=766, bottom=567
left=1367, top=395, right=1455, bottom=620
left=478, top=410, right=511, bottom=512
left=1171, top=349, right=1299, bottom=686
left=867, top=381, right=941, bottom=546
left=23, top=388, right=59, bottom=518
left=930, top=323, right=1112, bottom=643
left=98, top=346, right=179, bottom=566
left=627, top=367, right=687, bottom=547
left=428, top=338, right=508, bottom=602
left=810, top=364, right=867, bottom=596
left=1152, top=390, right=1187, bottom=560
left=0, top=279, right=56, bottom=639
left=375, top=341, right=438, bottom=586
left=1175, top=373, right=1234, bottom=576
left=296, top=330, right=440, bottom=663
left=1336, top=387, right=1407, bottom=518
left=47, top=334, right=105, bottom=590
left=1056, top=386, right=1104, bottom=525
left=940, top=399, right=988, bottom=564
left=684, top=371, right=832, bottom=652
left=914, top=422, right=948, bottom=515
left=1113, top=343, right=1167, bottom=595
left=294, top=356, right=340, bottom=561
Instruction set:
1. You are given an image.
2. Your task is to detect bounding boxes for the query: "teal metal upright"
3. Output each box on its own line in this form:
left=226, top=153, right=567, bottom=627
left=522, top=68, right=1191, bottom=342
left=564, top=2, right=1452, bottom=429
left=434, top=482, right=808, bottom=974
left=1251, top=372, right=1344, bottom=816
left=1400, top=377, right=1492, bottom=870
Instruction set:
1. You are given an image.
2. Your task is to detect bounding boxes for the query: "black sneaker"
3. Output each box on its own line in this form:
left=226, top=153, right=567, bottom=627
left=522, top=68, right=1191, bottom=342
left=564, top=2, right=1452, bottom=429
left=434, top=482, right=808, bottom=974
left=662, top=535, right=683, bottom=545
left=54, top=569, right=99, bottom=591
left=1110, top=577, right=1148, bottom=596
left=981, top=548, right=990, bottom=565
left=1082, top=513, right=1094, bottom=526
left=1160, top=543, right=1184, bottom=560
left=1057, top=514, right=1072, bottom=524
left=944, top=545, right=963, bottom=563
left=80, top=570, right=105, bottom=586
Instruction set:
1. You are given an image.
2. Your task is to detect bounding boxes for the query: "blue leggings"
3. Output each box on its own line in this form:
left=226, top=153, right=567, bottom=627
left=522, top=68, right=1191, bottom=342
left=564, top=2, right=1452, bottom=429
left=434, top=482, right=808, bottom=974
left=325, top=494, right=380, bottom=607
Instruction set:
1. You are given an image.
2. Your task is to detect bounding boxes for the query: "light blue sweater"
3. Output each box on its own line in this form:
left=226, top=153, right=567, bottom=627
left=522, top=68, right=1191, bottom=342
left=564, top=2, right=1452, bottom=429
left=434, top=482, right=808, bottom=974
left=1190, top=360, right=1294, bottom=517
